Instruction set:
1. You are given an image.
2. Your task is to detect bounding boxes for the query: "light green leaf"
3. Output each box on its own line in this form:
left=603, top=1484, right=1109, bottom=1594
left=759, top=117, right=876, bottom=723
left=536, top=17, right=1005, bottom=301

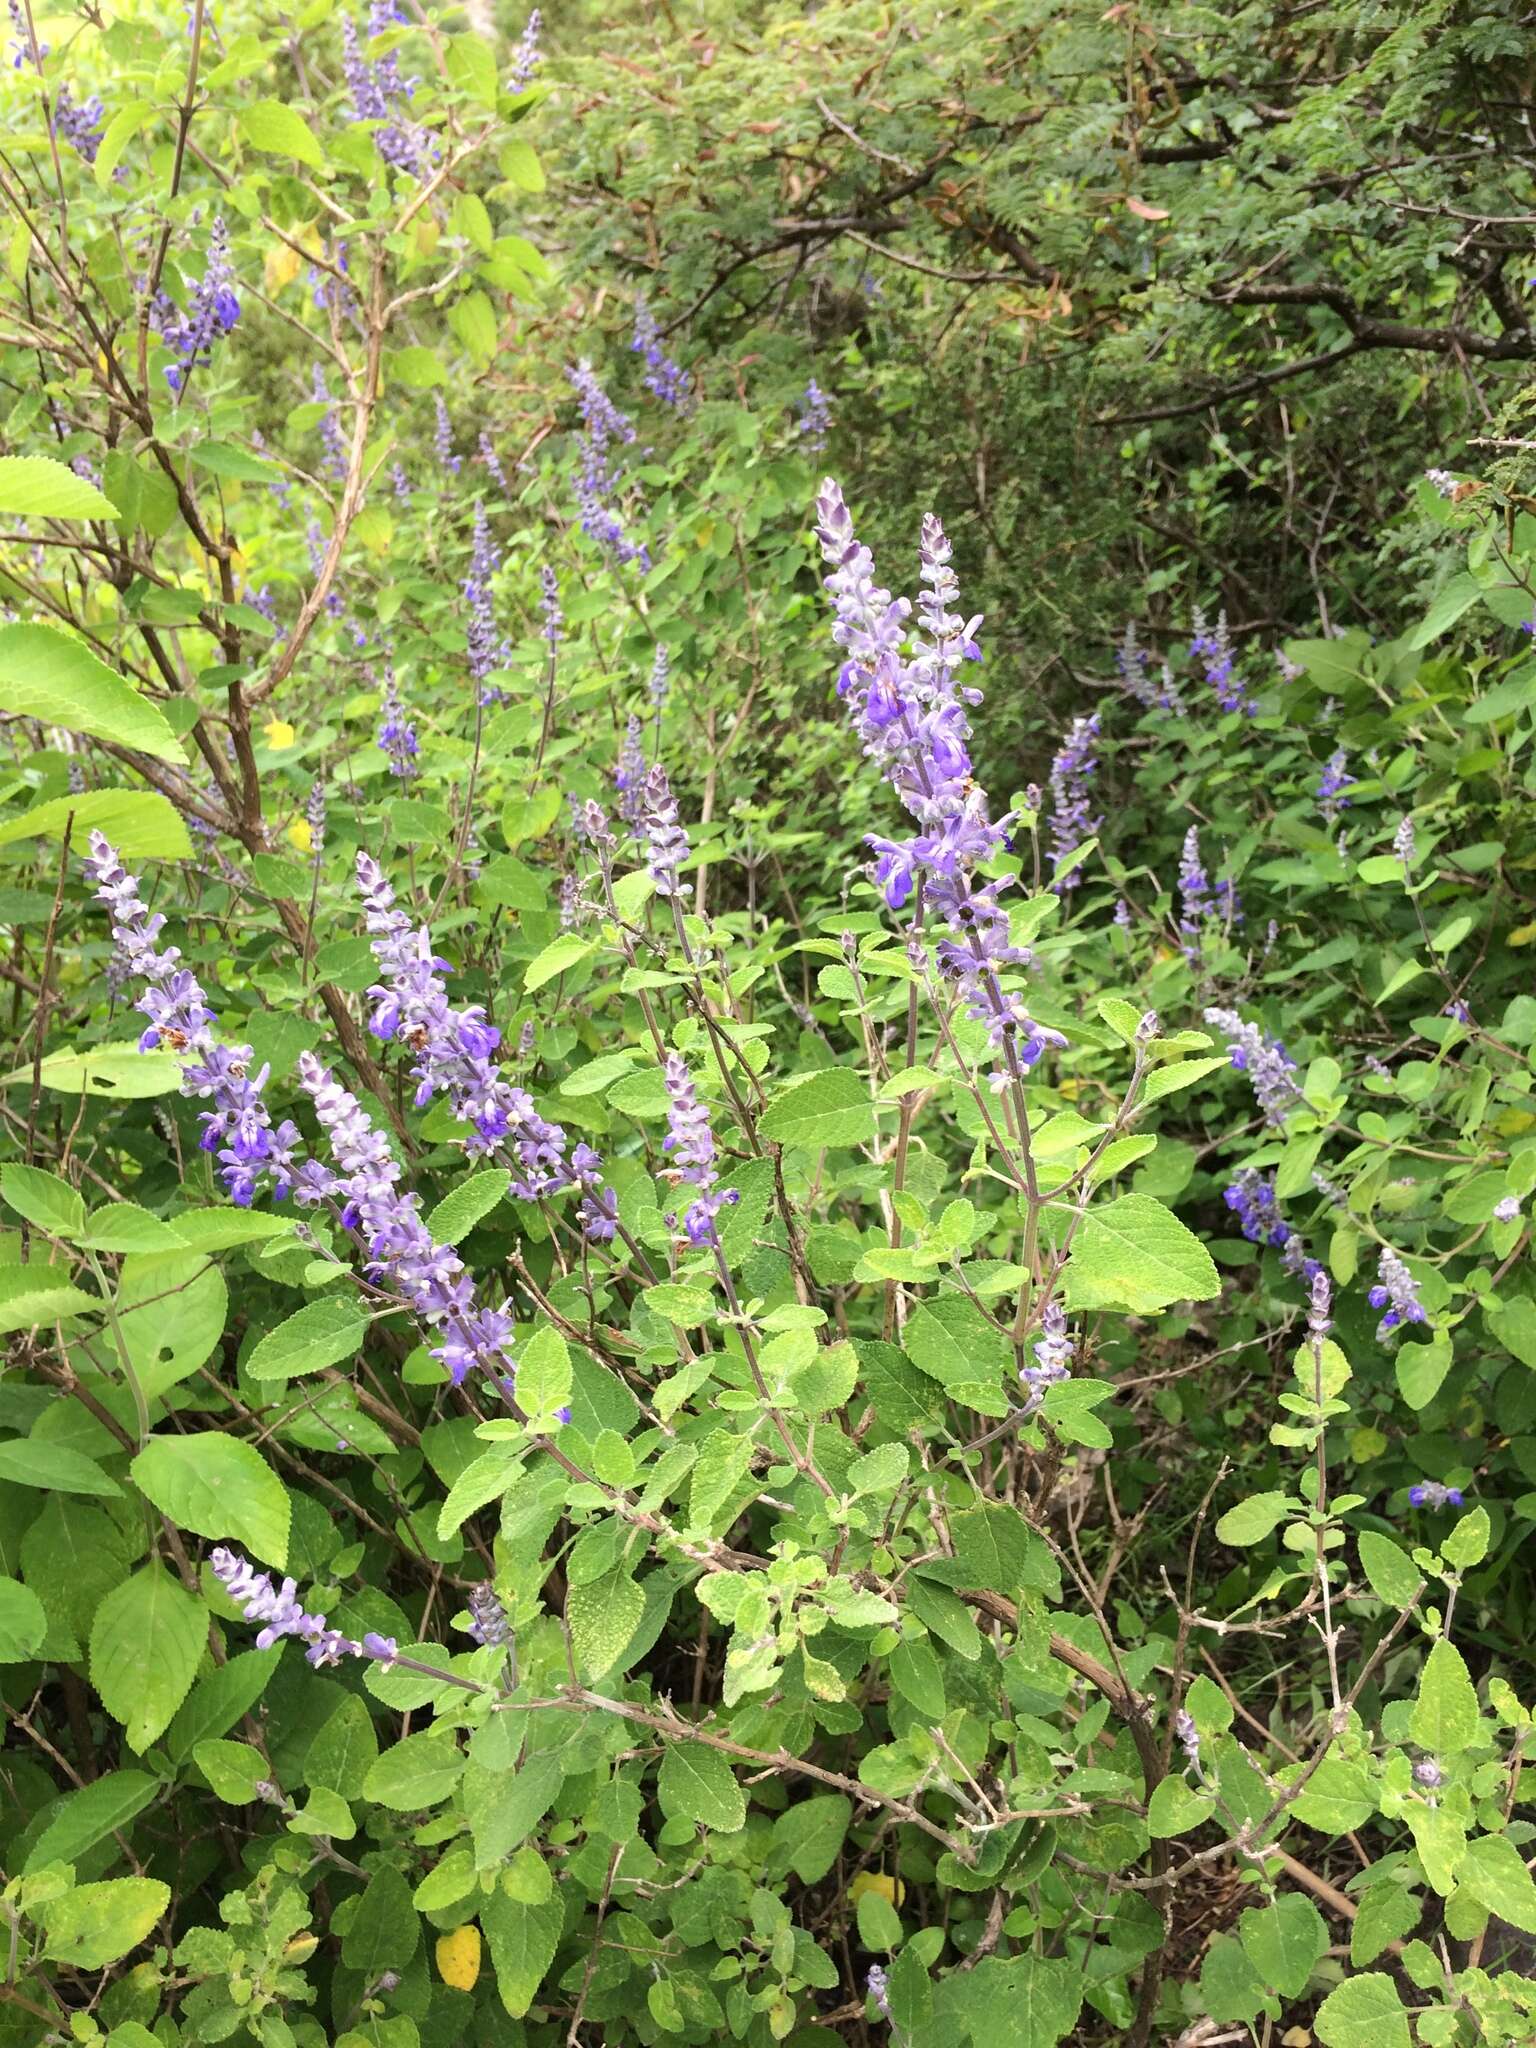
left=24, top=1770, right=159, bottom=1872
left=0, top=1438, right=119, bottom=1497
left=1358, top=1530, right=1421, bottom=1606
left=1138, top=1057, right=1228, bottom=1105
left=341, top=1865, right=420, bottom=1976
left=1409, top=1640, right=1481, bottom=1756
left=90, top=1566, right=206, bottom=1753
left=246, top=1297, right=366, bottom=1382
left=0, top=1264, right=99, bottom=1334
left=657, top=1741, right=747, bottom=1833
left=362, top=1733, right=465, bottom=1811
left=39, top=1878, right=170, bottom=1969
left=1146, top=1776, right=1215, bottom=1838
left=437, top=1444, right=525, bottom=1540
left=0, top=454, right=117, bottom=521
left=0, top=1576, right=46, bottom=1661
left=0, top=624, right=182, bottom=762
left=0, top=1164, right=84, bottom=1238
left=467, top=1751, right=563, bottom=1870
left=1214, top=1492, right=1294, bottom=1546
left=192, top=1738, right=269, bottom=1804
left=760, top=1068, right=875, bottom=1150
left=567, top=1568, right=644, bottom=1678
left=78, top=1204, right=187, bottom=1255
left=239, top=99, right=323, bottom=168
left=481, top=1884, right=562, bottom=2019
left=1441, top=1506, right=1490, bottom=1571
left=516, top=1326, right=571, bottom=1420
left=131, top=1434, right=290, bottom=1567
left=1063, top=1193, right=1220, bottom=1313
left=0, top=789, right=192, bottom=859
left=1, top=1041, right=182, bottom=1099
left=1238, top=1894, right=1327, bottom=1996
left=426, top=1168, right=511, bottom=1244
left=1408, top=1805, right=1466, bottom=1896
left=1458, top=1832, right=1536, bottom=1933
left=1315, top=1972, right=1412, bottom=2048
left=114, top=1251, right=228, bottom=1402
left=767, top=1796, right=850, bottom=1885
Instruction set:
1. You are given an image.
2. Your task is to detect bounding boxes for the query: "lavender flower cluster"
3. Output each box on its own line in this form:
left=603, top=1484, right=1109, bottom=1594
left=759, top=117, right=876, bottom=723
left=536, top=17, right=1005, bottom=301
left=341, top=3, right=428, bottom=175
left=662, top=1053, right=738, bottom=1246
left=814, top=481, right=1064, bottom=1067
left=54, top=85, right=104, bottom=162
left=1190, top=609, right=1253, bottom=717
left=155, top=217, right=240, bottom=395
left=85, top=834, right=298, bottom=1206
left=212, top=1547, right=396, bottom=1669
left=567, top=360, right=648, bottom=568
left=1222, top=1168, right=1321, bottom=1282
left=631, top=300, right=691, bottom=412
left=1204, top=1008, right=1300, bottom=1124
left=796, top=378, right=830, bottom=453
left=1368, top=1245, right=1426, bottom=1338
left=1020, top=1301, right=1073, bottom=1412
left=464, top=502, right=511, bottom=703
left=1047, top=714, right=1100, bottom=892
left=1178, top=827, right=1241, bottom=945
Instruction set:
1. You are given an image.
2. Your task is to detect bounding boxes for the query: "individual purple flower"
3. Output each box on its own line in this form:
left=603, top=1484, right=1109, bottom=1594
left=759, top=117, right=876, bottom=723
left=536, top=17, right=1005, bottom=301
left=377, top=666, right=418, bottom=780
left=662, top=1052, right=738, bottom=1247
left=211, top=1547, right=370, bottom=1667
left=1203, top=1008, right=1301, bottom=1124
left=567, top=359, right=647, bottom=567
left=631, top=299, right=691, bottom=412
left=433, top=395, right=461, bottom=475
left=1368, top=1245, right=1427, bottom=1338
left=1020, top=1300, right=1072, bottom=1413
left=866, top=1965, right=889, bottom=2020
left=1493, top=1195, right=1520, bottom=1223
left=478, top=431, right=510, bottom=494
left=296, top=1050, right=524, bottom=1390
left=614, top=715, right=647, bottom=827
left=1172, top=1708, right=1201, bottom=1771
left=84, top=834, right=300, bottom=1205
left=467, top=1583, right=509, bottom=1647
left=1412, top=1756, right=1445, bottom=1788
left=1317, top=748, right=1353, bottom=825
left=463, top=502, right=510, bottom=703
left=54, top=86, right=104, bottom=162
left=508, top=7, right=541, bottom=92
left=1424, top=469, right=1459, bottom=499
left=640, top=762, right=691, bottom=899
left=1113, top=897, right=1131, bottom=930
left=156, top=215, right=240, bottom=394
left=313, top=365, right=346, bottom=479
left=1407, top=1481, right=1464, bottom=1510
left=1048, top=713, right=1100, bottom=891
left=1191, top=608, right=1253, bottom=715
left=572, top=1142, right=618, bottom=1243
left=1442, top=998, right=1472, bottom=1025
left=796, top=377, right=830, bottom=452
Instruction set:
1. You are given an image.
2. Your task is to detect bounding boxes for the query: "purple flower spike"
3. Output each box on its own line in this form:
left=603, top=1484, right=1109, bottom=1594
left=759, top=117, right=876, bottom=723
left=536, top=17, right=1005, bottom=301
left=1407, top=1481, right=1463, bottom=1510
left=796, top=377, right=830, bottom=452
left=464, top=502, right=511, bottom=703
left=632, top=299, right=692, bottom=412
left=640, top=763, right=691, bottom=899
left=1047, top=714, right=1100, bottom=891
left=1367, top=1245, right=1427, bottom=1339
left=1203, top=1008, right=1301, bottom=1125
left=377, top=665, right=418, bottom=781
left=1191, top=608, right=1253, bottom=716
left=614, top=714, right=648, bottom=827
left=662, top=1052, right=738, bottom=1247
left=155, top=216, right=240, bottom=394
left=211, top=1547, right=364, bottom=1667
left=1020, top=1301, right=1072, bottom=1413
left=567, top=359, right=648, bottom=568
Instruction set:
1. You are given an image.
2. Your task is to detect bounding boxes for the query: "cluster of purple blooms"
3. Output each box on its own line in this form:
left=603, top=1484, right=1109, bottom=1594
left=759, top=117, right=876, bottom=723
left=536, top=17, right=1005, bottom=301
left=434, top=395, right=461, bottom=476
left=212, top=1548, right=397, bottom=1669
left=797, top=378, right=831, bottom=452
left=1317, top=748, right=1353, bottom=825
left=661, top=1054, right=738, bottom=1247
left=341, top=3, right=428, bottom=175
left=1177, top=826, right=1241, bottom=947
left=813, top=480, right=1064, bottom=1067
left=377, top=666, right=418, bottom=780
left=567, top=360, right=648, bottom=568
left=1115, top=623, right=1181, bottom=711
left=508, top=7, right=541, bottom=93
left=631, top=300, right=691, bottom=412
left=1190, top=609, right=1253, bottom=716
left=155, top=217, right=240, bottom=395
left=477, top=431, right=510, bottom=495
left=1047, top=714, right=1101, bottom=892
left=1222, top=1168, right=1322, bottom=1282
left=1368, top=1244, right=1426, bottom=1339
left=313, top=365, right=346, bottom=480
left=640, top=764, right=691, bottom=899
left=54, top=85, right=104, bottom=162
left=467, top=1583, right=511, bottom=1646
left=1020, top=1300, right=1073, bottom=1413
left=464, top=502, right=511, bottom=703
left=1204, top=1008, right=1301, bottom=1125
left=1172, top=1708, right=1201, bottom=1773
left=614, top=715, right=648, bottom=828
left=85, top=834, right=299, bottom=1206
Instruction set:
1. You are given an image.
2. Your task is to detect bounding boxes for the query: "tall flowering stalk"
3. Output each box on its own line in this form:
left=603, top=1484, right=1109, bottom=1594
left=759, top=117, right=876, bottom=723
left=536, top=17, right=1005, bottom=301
left=1318, top=749, right=1353, bottom=825
left=463, top=502, right=510, bottom=703
left=293, top=1051, right=522, bottom=1389
left=508, top=7, right=541, bottom=91
left=662, top=1054, right=738, bottom=1246
left=1204, top=1008, right=1301, bottom=1124
left=640, top=763, right=691, bottom=899
left=814, top=481, right=1062, bottom=1066
left=614, top=715, right=648, bottom=828
left=212, top=1548, right=396, bottom=1668
left=1177, top=826, right=1241, bottom=945
left=631, top=300, right=691, bottom=412
left=54, top=86, right=104, bottom=162
left=84, top=835, right=300, bottom=1205
left=313, top=365, right=346, bottom=479
left=1047, top=713, right=1100, bottom=891
left=567, top=360, right=648, bottom=568
left=341, top=8, right=426, bottom=174
left=1191, top=609, right=1253, bottom=716
left=156, top=217, right=240, bottom=395
left=377, top=666, right=418, bottom=780
left=433, top=395, right=461, bottom=475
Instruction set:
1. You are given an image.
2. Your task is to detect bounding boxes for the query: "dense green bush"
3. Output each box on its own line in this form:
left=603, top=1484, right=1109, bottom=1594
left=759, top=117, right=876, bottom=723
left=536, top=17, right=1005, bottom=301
left=1, top=3, right=1535, bottom=2045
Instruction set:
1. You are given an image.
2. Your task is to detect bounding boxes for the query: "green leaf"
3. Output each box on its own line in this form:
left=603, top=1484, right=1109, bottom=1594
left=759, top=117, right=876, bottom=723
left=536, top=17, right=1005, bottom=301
left=657, top=1742, right=747, bottom=1833
left=1358, top=1530, right=1422, bottom=1607
left=1458, top=1832, right=1536, bottom=1933
left=0, top=454, right=117, bottom=521
left=389, top=344, right=445, bottom=388
left=0, top=1438, right=120, bottom=1497
left=437, top=1443, right=525, bottom=1540
left=759, top=1068, right=875, bottom=1150
left=1214, top=1492, right=1294, bottom=1545
left=0, top=1576, right=46, bottom=1661
left=24, top=1770, right=159, bottom=1873
left=1409, top=1640, right=1481, bottom=1756
left=517, top=1326, right=572, bottom=1421
left=188, top=442, right=281, bottom=483
left=481, top=1884, right=562, bottom=2019
left=0, top=1264, right=99, bottom=1334
left=0, top=788, right=194, bottom=861
left=131, top=1434, right=290, bottom=1567
left=0, top=624, right=182, bottom=762
left=949, top=1502, right=1058, bottom=1598
left=192, top=1738, right=269, bottom=1803
left=362, top=1733, right=465, bottom=1810
left=1197, top=1934, right=1268, bottom=2024
left=1350, top=1882, right=1422, bottom=1967
left=1063, top=1194, right=1220, bottom=1313
left=1315, top=1973, right=1412, bottom=2048
left=90, top=1567, right=206, bottom=1753
left=1288, top=1758, right=1376, bottom=1832
left=1407, top=1805, right=1466, bottom=1896
left=304, top=1694, right=378, bottom=1800
left=445, top=31, right=498, bottom=104
left=164, top=1649, right=277, bottom=1762
left=93, top=102, right=157, bottom=187
left=467, top=1751, right=563, bottom=1869
left=1146, top=1776, right=1215, bottom=1838
left=1137, top=1057, right=1227, bottom=1105
left=341, top=1866, right=420, bottom=1975
left=888, top=1635, right=946, bottom=1719
left=78, top=1204, right=187, bottom=1255
left=856, top=1887, right=903, bottom=1951
left=1441, top=1505, right=1490, bottom=1571
left=39, top=1878, right=170, bottom=1969
left=246, top=1297, right=367, bottom=1382
left=566, top=1568, right=644, bottom=1679
left=766, top=1795, right=850, bottom=1885
left=0, top=1041, right=182, bottom=1099
left=1238, top=1895, right=1327, bottom=1996
left=426, top=1168, right=511, bottom=1244
left=0, top=1164, right=85, bottom=1238
left=239, top=99, right=323, bottom=168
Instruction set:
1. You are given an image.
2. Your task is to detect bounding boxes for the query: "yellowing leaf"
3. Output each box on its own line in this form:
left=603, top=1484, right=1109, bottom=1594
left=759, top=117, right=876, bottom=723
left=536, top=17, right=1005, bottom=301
left=1508, top=921, right=1536, bottom=947
left=265, top=240, right=304, bottom=293
left=285, top=817, right=313, bottom=855
left=263, top=718, right=296, bottom=749
left=436, top=1923, right=481, bottom=1989
left=848, top=1870, right=905, bottom=1907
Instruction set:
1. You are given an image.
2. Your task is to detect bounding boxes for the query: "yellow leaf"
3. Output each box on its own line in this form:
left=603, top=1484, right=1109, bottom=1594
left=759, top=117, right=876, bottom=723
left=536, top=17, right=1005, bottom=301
left=264, top=240, right=303, bottom=293
left=285, top=817, right=312, bottom=855
left=263, top=718, right=296, bottom=749
left=436, top=1924, right=481, bottom=1990
left=847, top=1871, right=905, bottom=1907
left=1507, top=921, right=1536, bottom=947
